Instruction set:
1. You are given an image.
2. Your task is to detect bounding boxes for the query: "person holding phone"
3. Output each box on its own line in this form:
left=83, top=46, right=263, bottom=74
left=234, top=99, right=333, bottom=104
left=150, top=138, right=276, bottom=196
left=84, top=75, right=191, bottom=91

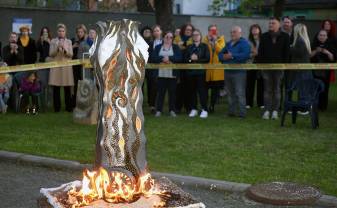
left=2, top=32, right=24, bottom=66
left=203, top=24, right=226, bottom=113
left=49, top=23, right=74, bottom=112
left=185, top=29, right=210, bottom=118
left=311, top=29, right=336, bottom=111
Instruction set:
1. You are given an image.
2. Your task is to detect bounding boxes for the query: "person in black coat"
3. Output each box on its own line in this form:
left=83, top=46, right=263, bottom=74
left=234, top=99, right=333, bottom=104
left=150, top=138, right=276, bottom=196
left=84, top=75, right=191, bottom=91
left=17, top=26, right=37, bottom=64
left=257, top=17, right=290, bottom=120
left=184, top=29, right=210, bottom=118
left=311, top=29, right=336, bottom=111
left=36, top=26, right=52, bottom=111
left=2, top=32, right=24, bottom=66
left=288, top=24, right=313, bottom=85
left=147, top=25, right=162, bottom=114
left=150, top=31, right=183, bottom=117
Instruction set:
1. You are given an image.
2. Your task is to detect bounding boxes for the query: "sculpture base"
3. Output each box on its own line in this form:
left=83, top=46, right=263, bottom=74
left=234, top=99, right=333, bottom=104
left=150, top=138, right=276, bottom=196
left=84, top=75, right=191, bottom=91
left=39, top=177, right=205, bottom=208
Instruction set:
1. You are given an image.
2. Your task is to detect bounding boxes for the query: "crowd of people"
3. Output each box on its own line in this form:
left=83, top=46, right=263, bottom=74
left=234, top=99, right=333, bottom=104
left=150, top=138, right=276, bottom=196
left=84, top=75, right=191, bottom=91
left=143, top=17, right=336, bottom=119
left=0, top=17, right=336, bottom=120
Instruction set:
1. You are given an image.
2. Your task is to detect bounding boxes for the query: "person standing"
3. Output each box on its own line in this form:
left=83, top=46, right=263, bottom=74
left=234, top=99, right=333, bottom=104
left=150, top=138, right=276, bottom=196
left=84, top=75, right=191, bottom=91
left=202, top=24, right=225, bottom=113
left=246, top=24, right=264, bottom=109
left=311, top=29, right=336, bottom=111
left=147, top=25, right=162, bottom=114
left=257, top=17, right=290, bottom=120
left=36, top=26, right=52, bottom=110
left=17, top=25, right=37, bottom=65
left=289, top=24, right=313, bottom=83
left=173, top=23, right=194, bottom=114
left=77, top=28, right=97, bottom=81
left=71, top=24, right=87, bottom=107
left=185, top=29, right=210, bottom=118
left=2, top=32, right=24, bottom=66
left=49, top=23, right=74, bottom=112
left=319, top=19, right=337, bottom=83
left=151, top=31, right=182, bottom=117
left=281, top=16, right=294, bottom=43
left=219, top=26, right=251, bottom=118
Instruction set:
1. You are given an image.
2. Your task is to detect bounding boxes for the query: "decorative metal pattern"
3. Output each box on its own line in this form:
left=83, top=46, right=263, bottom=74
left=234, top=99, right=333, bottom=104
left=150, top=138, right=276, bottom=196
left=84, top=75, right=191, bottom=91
left=89, top=19, right=149, bottom=181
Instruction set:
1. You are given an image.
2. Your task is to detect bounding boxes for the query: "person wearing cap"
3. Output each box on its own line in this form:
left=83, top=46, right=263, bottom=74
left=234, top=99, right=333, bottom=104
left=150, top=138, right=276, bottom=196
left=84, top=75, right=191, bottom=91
left=17, top=25, right=37, bottom=64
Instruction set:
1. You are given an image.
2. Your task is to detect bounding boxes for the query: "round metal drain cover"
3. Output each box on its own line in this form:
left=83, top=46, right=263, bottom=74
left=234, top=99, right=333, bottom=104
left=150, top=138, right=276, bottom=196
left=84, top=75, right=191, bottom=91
left=246, top=182, right=321, bottom=206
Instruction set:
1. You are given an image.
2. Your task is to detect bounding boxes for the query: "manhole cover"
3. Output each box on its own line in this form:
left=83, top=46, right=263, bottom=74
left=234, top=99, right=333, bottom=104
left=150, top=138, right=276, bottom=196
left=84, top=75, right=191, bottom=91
left=246, top=182, right=321, bottom=206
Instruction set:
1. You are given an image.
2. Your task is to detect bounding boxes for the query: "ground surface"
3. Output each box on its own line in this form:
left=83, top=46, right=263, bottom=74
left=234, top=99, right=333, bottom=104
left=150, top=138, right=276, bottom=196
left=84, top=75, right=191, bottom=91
left=0, top=160, right=330, bottom=208
left=0, top=84, right=336, bottom=196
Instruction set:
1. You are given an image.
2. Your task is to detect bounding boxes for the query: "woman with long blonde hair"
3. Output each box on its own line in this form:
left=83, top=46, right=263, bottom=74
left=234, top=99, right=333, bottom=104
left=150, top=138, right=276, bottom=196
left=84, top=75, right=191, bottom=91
left=287, top=23, right=313, bottom=90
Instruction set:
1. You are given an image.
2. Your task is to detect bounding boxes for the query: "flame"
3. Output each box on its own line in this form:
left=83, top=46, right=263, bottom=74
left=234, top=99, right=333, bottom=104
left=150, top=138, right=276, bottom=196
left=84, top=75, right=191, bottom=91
left=67, top=168, right=163, bottom=207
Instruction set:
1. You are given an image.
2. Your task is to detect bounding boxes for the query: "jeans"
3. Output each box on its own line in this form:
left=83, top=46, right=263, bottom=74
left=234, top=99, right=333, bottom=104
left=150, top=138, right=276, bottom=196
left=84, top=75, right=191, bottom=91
left=0, top=91, right=9, bottom=110
left=186, top=74, right=208, bottom=111
left=262, top=71, right=283, bottom=112
left=225, top=72, right=247, bottom=117
left=156, top=78, right=177, bottom=113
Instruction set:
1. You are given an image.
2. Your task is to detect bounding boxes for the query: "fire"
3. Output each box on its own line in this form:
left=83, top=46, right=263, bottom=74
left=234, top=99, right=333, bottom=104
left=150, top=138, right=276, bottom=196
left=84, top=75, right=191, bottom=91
left=67, top=168, right=163, bottom=207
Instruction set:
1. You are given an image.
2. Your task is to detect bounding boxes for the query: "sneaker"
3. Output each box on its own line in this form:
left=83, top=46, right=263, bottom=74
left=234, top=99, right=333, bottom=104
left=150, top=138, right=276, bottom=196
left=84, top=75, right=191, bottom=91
left=271, top=110, right=278, bottom=120
left=32, top=108, right=38, bottom=115
left=260, top=106, right=265, bottom=109
left=262, top=111, right=270, bottom=120
left=2, top=105, right=7, bottom=114
left=200, top=110, right=208, bottom=118
left=298, top=111, right=309, bottom=116
left=150, top=106, right=156, bottom=114
left=246, top=105, right=251, bottom=109
left=189, top=109, right=198, bottom=117
left=170, top=111, right=177, bottom=117
left=155, top=111, right=161, bottom=117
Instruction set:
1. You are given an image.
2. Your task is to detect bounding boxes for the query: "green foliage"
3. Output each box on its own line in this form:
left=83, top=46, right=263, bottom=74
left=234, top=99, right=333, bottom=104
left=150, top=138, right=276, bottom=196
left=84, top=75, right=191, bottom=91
left=208, top=0, right=265, bottom=16
left=238, top=0, right=265, bottom=16
left=208, top=0, right=227, bottom=16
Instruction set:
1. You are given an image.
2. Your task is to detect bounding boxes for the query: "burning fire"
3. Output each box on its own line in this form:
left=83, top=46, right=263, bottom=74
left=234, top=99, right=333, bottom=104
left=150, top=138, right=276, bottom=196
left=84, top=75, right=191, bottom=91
left=67, top=168, right=165, bottom=207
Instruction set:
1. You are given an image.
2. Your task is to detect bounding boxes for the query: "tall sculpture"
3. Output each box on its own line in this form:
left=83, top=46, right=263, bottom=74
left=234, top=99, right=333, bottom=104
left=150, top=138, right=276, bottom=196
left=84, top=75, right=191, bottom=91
left=89, top=19, right=149, bottom=183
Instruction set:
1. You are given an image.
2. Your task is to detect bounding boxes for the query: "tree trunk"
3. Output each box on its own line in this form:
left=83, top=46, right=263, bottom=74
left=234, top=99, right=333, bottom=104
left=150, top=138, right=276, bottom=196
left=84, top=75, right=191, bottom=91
left=136, top=0, right=154, bottom=12
left=273, top=0, right=285, bottom=18
left=154, top=0, right=173, bottom=32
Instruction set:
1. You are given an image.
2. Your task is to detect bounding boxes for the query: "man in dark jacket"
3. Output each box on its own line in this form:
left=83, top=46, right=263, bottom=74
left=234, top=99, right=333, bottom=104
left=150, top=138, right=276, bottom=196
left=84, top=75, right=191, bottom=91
left=2, top=32, right=24, bottom=66
left=257, top=17, right=290, bottom=120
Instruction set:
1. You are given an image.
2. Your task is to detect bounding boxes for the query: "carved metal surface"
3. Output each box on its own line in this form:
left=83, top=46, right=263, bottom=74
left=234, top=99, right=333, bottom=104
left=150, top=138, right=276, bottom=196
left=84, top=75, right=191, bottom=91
left=89, top=19, right=149, bottom=180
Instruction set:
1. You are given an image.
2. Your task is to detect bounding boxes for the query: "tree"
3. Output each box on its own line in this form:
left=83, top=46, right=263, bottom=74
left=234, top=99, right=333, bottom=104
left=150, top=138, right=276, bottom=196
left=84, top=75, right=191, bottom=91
left=136, top=0, right=154, bottom=12
left=209, top=0, right=286, bottom=18
left=154, top=0, right=173, bottom=31
left=273, top=0, right=285, bottom=18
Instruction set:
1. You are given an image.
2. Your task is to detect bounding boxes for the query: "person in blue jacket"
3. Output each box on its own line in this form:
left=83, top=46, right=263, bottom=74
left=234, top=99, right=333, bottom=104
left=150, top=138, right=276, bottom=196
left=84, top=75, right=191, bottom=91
left=219, top=26, right=251, bottom=118
left=150, top=31, right=183, bottom=117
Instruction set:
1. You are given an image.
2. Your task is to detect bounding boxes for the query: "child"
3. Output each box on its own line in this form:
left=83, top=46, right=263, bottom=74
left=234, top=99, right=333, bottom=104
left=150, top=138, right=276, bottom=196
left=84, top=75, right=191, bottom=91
left=20, top=71, right=41, bottom=115
left=0, top=73, right=12, bottom=114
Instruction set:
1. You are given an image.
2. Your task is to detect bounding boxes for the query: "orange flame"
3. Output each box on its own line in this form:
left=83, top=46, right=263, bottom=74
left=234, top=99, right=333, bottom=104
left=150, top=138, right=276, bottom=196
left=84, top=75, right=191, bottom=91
left=67, top=168, right=162, bottom=207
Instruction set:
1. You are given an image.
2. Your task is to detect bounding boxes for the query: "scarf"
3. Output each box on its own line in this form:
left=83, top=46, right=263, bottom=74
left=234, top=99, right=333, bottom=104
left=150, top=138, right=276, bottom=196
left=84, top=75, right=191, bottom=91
left=20, top=36, right=30, bottom=47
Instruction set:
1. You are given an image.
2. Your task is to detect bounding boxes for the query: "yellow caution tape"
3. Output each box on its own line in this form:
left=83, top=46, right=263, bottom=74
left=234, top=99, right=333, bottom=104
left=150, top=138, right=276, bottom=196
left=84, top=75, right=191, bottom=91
left=0, top=59, right=336, bottom=74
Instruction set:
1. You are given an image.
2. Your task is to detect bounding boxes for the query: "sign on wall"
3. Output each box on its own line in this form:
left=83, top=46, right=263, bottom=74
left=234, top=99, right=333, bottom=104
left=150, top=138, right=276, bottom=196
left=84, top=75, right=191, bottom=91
left=12, top=18, right=33, bottom=33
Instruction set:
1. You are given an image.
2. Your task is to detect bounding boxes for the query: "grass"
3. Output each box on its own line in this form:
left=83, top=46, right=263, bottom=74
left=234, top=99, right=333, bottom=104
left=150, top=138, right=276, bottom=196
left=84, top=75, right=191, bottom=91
left=0, top=84, right=336, bottom=196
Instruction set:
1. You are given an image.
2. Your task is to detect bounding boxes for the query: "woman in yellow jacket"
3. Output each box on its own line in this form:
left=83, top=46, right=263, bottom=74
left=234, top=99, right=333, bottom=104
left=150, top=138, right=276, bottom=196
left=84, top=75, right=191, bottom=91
left=202, top=24, right=225, bottom=113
